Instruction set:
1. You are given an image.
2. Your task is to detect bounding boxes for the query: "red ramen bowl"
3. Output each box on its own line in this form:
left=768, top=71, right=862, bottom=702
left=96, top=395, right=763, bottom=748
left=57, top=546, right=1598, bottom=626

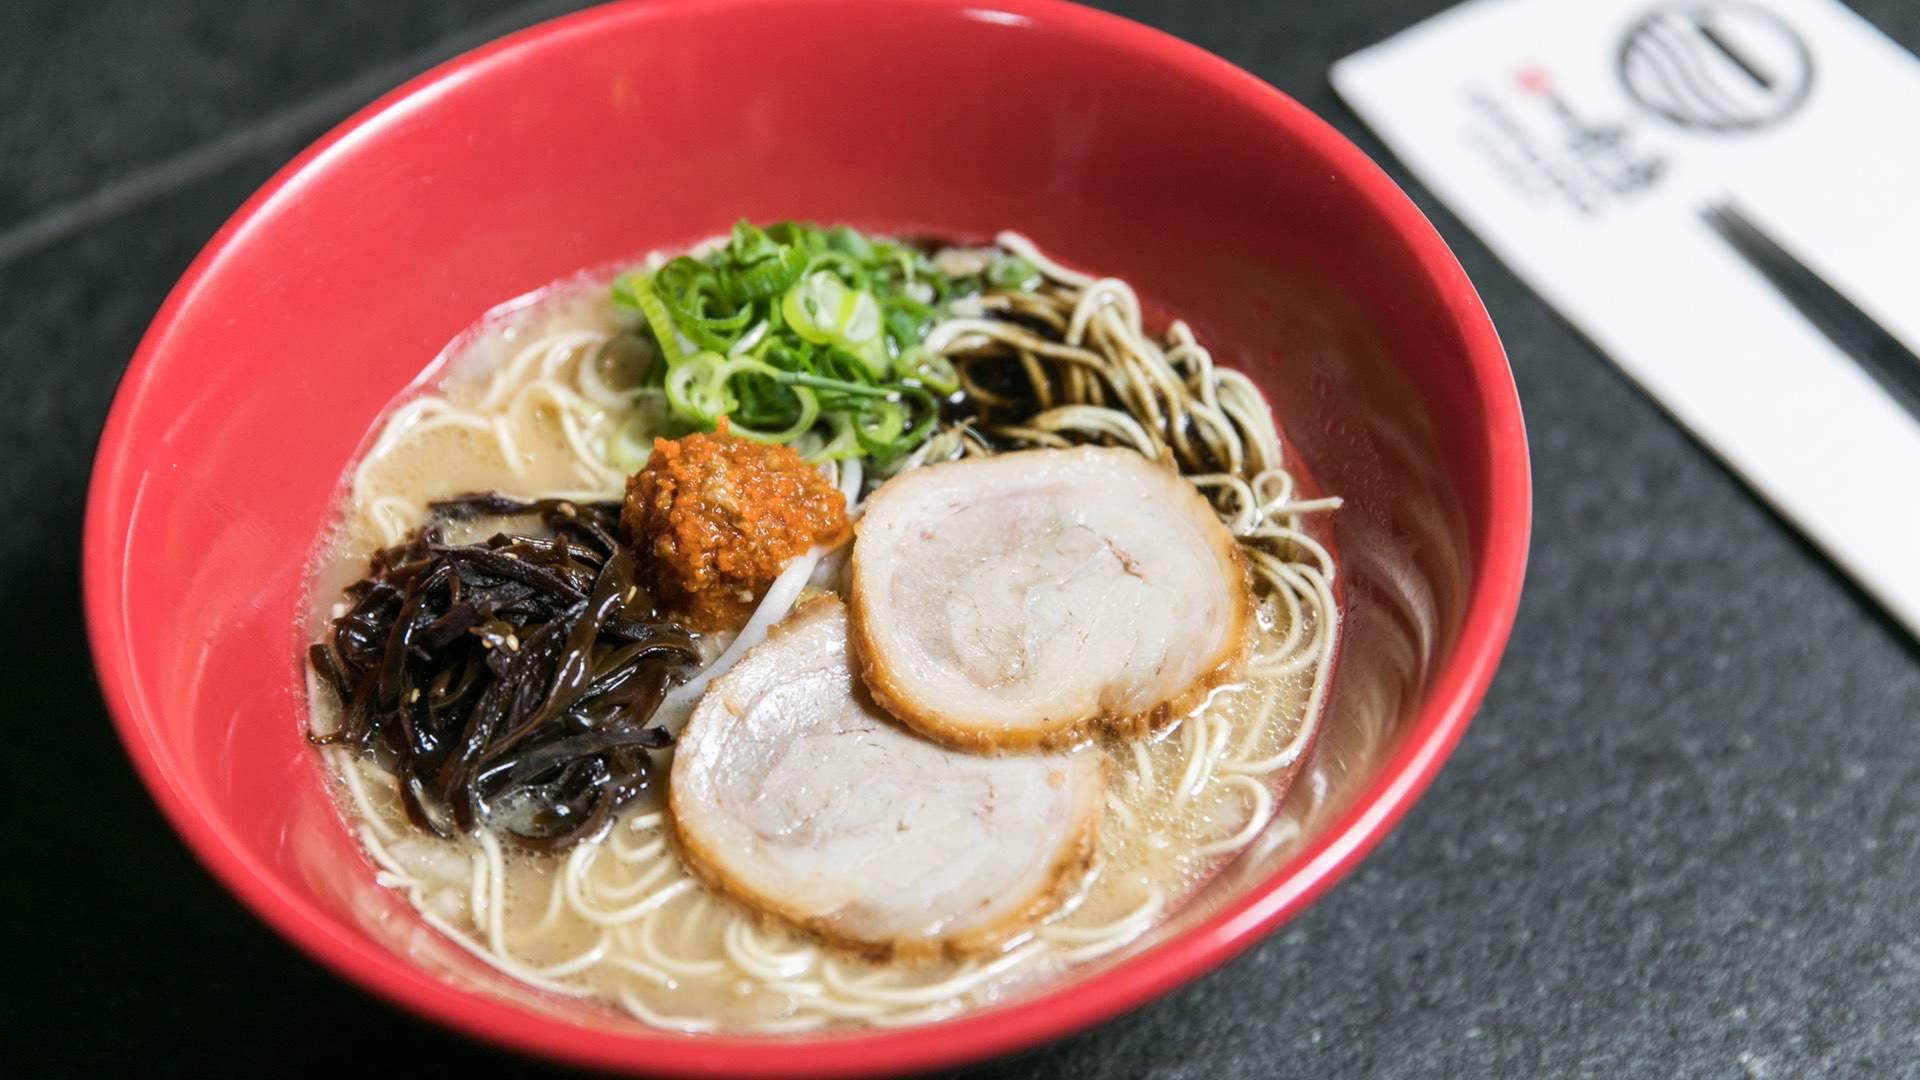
left=84, top=0, right=1528, bottom=1075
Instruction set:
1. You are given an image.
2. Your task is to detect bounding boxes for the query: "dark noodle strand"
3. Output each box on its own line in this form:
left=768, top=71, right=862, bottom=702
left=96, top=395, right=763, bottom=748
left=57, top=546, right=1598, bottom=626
left=310, top=494, right=701, bottom=851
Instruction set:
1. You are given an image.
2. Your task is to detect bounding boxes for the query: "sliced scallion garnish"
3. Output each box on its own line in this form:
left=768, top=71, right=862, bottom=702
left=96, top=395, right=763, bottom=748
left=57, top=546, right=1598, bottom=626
left=616, top=220, right=1034, bottom=465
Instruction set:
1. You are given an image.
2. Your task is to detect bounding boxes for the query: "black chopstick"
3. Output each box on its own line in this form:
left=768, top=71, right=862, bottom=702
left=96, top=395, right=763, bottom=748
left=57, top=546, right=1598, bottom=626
left=1700, top=200, right=1920, bottom=424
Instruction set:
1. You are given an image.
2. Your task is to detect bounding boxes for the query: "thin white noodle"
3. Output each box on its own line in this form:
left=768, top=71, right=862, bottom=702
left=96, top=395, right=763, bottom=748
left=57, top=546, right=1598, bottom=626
left=1171, top=714, right=1212, bottom=808
left=477, top=830, right=512, bottom=955
left=865, top=1003, right=967, bottom=1028
left=467, top=849, right=488, bottom=930
left=532, top=869, right=568, bottom=932
left=1222, top=566, right=1337, bottom=775
left=605, top=955, right=679, bottom=990
left=745, top=1014, right=831, bottom=1035
left=575, top=339, right=641, bottom=408
left=331, top=750, right=398, bottom=843
left=1129, top=738, right=1157, bottom=790
left=562, top=842, right=695, bottom=927
left=489, top=414, right=525, bottom=475
left=1192, top=775, right=1275, bottom=858
left=1048, top=895, right=1166, bottom=962
left=636, top=901, right=730, bottom=979
left=417, top=909, right=597, bottom=997
left=995, top=230, right=1097, bottom=288
left=723, top=921, right=817, bottom=981
left=820, top=943, right=1045, bottom=1006
left=1039, top=889, right=1164, bottom=945
left=608, top=834, right=667, bottom=867
left=617, top=986, right=717, bottom=1033
left=591, top=850, right=674, bottom=901
left=367, top=496, right=420, bottom=546
left=785, top=996, right=893, bottom=1021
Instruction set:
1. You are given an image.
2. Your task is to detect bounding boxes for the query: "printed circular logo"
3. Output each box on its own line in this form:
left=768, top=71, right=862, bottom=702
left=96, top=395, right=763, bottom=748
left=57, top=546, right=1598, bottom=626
left=1618, top=2, right=1813, bottom=132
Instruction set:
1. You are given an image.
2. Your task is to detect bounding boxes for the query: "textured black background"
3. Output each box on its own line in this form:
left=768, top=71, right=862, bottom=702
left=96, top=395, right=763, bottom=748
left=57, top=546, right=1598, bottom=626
left=6, top=1, right=1918, bottom=1077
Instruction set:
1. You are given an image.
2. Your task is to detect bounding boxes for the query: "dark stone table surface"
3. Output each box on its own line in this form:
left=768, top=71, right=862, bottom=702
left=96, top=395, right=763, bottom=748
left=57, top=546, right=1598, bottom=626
left=5, top=1, right=1916, bottom=1076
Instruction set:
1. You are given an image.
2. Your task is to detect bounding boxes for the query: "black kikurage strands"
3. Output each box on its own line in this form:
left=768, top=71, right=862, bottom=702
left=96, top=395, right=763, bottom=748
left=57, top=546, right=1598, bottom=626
left=309, top=495, right=700, bottom=852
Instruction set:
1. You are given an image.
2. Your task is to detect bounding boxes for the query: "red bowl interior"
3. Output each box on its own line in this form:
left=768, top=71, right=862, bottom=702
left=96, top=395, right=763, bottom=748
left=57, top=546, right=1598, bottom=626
left=83, top=0, right=1529, bottom=1075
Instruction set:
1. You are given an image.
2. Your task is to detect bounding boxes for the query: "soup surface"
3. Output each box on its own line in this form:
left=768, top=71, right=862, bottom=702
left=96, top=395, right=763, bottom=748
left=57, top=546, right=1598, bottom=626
left=307, top=228, right=1350, bottom=1031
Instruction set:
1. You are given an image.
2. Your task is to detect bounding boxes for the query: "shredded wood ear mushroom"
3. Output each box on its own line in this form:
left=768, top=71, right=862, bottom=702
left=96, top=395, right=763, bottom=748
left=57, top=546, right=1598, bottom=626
left=309, top=494, right=700, bottom=852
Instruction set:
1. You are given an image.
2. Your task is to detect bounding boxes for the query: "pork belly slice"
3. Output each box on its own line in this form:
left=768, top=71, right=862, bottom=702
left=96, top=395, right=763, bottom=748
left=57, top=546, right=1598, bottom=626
left=850, top=447, right=1249, bottom=753
left=669, top=597, right=1104, bottom=958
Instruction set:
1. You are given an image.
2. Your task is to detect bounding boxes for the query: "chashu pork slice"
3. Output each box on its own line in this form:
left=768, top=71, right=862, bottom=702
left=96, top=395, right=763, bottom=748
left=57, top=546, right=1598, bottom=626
left=669, top=596, right=1103, bottom=958
left=851, top=446, right=1249, bottom=753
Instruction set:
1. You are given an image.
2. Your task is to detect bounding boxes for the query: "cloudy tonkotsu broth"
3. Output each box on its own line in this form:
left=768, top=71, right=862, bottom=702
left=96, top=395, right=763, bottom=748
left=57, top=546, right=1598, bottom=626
left=306, top=228, right=1348, bottom=1032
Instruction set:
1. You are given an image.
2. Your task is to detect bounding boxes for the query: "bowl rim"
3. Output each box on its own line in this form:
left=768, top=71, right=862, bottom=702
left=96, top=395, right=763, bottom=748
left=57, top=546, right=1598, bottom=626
left=82, top=0, right=1531, bottom=1075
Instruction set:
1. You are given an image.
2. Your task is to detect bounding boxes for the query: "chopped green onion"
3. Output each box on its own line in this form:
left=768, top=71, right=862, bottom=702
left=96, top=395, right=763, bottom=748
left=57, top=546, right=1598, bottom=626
left=616, top=220, right=1002, bottom=467
left=855, top=399, right=907, bottom=452
left=808, top=413, right=862, bottom=462
left=780, top=370, right=896, bottom=399
left=614, top=272, right=686, bottom=367
left=782, top=271, right=845, bottom=346
left=901, top=348, right=960, bottom=395
left=664, top=351, right=733, bottom=426
left=987, top=253, right=1041, bottom=291
left=717, top=358, right=820, bottom=443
